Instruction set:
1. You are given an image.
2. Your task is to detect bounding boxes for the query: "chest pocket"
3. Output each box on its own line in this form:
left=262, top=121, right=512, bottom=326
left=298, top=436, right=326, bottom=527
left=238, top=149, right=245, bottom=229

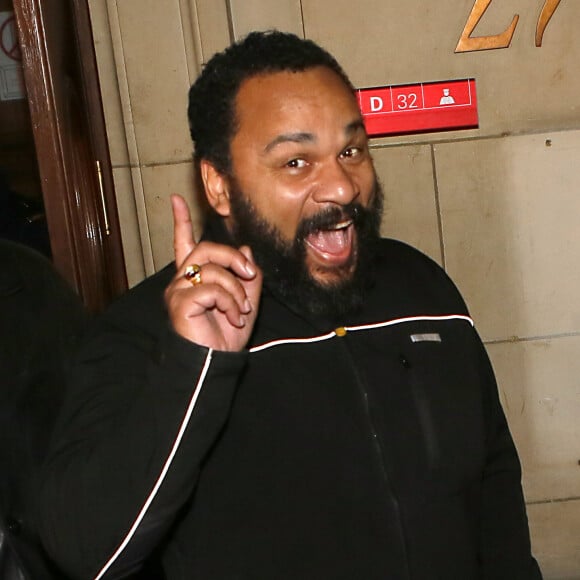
left=351, top=319, right=486, bottom=496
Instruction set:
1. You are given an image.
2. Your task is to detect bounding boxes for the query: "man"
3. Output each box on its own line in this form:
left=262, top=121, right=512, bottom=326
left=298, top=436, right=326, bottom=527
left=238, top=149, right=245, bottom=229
left=39, top=31, right=541, bottom=579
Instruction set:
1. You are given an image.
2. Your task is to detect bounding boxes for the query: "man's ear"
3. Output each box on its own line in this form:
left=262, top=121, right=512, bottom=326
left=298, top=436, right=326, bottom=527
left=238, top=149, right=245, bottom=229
left=200, top=159, right=231, bottom=217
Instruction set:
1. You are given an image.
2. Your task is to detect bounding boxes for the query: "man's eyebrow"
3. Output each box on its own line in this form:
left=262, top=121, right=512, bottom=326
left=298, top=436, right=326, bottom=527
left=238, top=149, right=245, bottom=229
left=262, top=120, right=366, bottom=154
left=345, top=119, right=366, bottom=135
left=263, top=132, right=315, bottom=154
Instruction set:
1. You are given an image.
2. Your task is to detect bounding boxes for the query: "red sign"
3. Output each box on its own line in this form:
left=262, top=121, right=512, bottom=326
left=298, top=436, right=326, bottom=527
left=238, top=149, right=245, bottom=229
left=357, top=78, right=478, bottom=137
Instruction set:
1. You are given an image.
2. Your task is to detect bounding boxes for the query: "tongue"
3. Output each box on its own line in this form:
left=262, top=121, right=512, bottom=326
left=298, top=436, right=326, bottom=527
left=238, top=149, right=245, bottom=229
left=306, top=228, right=349, bottom=255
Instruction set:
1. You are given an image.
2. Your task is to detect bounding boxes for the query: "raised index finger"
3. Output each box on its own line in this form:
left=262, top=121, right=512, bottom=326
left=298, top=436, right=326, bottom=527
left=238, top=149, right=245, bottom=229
left=171, top=194, right=196, bottom=267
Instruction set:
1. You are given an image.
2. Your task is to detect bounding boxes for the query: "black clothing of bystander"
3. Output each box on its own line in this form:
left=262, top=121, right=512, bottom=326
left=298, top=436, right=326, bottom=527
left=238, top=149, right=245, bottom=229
left=0, top=241, right=87, bottom=579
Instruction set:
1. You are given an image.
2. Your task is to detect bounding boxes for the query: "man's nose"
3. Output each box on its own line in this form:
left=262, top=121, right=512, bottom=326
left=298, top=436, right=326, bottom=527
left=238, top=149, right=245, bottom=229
left=311, top=160, right=359, bottom=205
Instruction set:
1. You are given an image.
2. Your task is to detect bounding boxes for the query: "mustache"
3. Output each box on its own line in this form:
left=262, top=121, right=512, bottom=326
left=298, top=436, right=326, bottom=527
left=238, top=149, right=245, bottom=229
left=296, top=179, right=383, bottom=241
left=296, top=202, right=370, bottom=241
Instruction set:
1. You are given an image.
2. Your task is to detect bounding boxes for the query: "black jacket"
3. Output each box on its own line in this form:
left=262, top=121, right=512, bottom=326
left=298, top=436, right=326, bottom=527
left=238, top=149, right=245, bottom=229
left=39, top=238, right=541, bottom=579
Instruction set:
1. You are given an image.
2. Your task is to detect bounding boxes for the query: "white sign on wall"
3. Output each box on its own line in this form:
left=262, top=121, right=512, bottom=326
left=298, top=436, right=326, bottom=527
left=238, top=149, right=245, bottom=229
left=0, top=11, right=25, bottom=101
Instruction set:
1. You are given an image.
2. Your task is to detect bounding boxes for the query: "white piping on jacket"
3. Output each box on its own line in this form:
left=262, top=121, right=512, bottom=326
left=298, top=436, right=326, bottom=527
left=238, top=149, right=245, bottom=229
left=93, top=348, right=214, bottom=580
left=249, top=330, right=337, bottom=353
left=249, top=314, right=474, bottom=353
left=94, top=313, right=473, bottom=578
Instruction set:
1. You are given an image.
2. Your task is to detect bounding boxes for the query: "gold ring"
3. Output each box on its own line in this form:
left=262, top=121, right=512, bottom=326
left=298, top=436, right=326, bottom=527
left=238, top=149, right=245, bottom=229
left=184, top=264, right=202, bottom=286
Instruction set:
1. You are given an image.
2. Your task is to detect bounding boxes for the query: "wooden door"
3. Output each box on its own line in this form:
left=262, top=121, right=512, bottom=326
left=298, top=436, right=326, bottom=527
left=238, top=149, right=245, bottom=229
left=13, top=0, right=126, bottom=312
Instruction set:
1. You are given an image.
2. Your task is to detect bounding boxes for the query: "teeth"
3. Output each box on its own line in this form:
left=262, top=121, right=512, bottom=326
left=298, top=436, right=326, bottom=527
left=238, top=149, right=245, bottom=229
left=328, top=219, right=352, bottom=231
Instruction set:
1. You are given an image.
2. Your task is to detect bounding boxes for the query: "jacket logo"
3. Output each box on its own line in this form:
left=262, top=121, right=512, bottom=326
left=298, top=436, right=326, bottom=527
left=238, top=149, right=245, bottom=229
left=410, top=333, right=442, bottom=343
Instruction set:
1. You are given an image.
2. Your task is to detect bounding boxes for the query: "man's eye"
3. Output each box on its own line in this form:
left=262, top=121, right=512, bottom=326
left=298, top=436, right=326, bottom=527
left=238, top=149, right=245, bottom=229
left=286, top=158, right=307, bottom=169
left=341, top=147, right=361, bottom=159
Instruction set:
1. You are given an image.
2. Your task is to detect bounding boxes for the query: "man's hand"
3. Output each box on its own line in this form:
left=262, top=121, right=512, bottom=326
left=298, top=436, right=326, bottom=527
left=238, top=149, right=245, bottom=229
left=164, top=194, right=262, bottom=351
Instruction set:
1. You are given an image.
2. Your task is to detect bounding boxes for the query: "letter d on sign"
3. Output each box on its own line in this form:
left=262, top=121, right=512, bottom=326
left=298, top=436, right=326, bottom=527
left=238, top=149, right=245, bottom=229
left=370, top=96, right=383, bottom=112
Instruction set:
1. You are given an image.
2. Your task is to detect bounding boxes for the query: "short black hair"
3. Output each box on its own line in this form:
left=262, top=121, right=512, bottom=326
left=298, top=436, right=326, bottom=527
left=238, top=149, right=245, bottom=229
left=187, top=30, right=354, bottom=175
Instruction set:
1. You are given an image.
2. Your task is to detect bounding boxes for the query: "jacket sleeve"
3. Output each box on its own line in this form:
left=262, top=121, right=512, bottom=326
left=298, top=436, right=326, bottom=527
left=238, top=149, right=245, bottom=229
left=37, top=275, right=247, bottom=579
left=477, top=338, right=543, bottom=579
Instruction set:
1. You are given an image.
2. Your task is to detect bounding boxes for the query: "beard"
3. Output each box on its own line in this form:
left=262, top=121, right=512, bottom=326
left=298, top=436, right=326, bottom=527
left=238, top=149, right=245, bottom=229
left=227, top=180, right=384, bottom=320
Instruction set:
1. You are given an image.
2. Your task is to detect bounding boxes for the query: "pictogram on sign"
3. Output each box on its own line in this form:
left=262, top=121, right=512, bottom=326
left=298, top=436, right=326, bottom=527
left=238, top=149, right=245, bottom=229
left=0, top=15, right=21, bottom=62
left=357, top=78, right=478, bottom=137
left=0, top=12, right=24, bottom=100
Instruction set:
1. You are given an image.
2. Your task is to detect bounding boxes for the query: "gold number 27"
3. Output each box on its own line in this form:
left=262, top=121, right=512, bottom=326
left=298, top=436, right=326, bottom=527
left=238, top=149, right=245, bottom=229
left=455, top=0, right=562, bottom=53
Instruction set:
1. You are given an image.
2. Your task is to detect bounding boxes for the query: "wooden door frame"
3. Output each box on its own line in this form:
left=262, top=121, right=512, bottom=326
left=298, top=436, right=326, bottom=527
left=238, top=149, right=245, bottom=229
left=13, top=0, right=126, bottom=311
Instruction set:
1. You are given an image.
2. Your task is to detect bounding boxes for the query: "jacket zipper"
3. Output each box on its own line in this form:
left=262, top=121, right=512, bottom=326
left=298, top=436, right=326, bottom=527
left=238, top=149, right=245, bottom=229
left=338, top=337, right=412, bottom=580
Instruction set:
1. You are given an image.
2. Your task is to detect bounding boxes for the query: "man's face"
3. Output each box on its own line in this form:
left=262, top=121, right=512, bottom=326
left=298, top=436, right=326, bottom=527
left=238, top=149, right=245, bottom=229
left=223, top=67, right=379, bottom=287
left=204, top=66, right=382, bottom=317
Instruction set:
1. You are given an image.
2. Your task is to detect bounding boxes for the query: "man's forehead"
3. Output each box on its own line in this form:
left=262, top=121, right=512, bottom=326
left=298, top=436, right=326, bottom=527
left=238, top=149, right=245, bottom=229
left=232, top=67, right=363, bottom=141
left=237, top=66, right=353, bottom=102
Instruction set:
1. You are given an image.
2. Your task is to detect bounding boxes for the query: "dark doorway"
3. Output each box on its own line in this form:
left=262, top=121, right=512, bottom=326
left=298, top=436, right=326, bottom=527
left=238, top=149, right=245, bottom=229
left=4, top=0, right=127, bottom=312
left=0, top=3, right=49, bottom=257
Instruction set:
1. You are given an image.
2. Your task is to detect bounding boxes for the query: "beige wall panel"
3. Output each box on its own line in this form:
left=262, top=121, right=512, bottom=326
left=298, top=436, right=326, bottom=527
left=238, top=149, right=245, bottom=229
left=434, top=130, right=580, bottom=341
left=114, top=0, right=193, bottom=165
left=141, top=163, right=202, bottom=270
left=228, top=0, right=303, bottom=40
left=372, top=145, right=441, bottom=263
left=192, top=0, right=231, bottom=62
left=527, top=500, right=580, bottom=579
left=486, top=337, right=580, bottom=503
left=88, top=0, right=130, bottom=168
left=302, top=0, right=580, bottom=140
left=112, top=167, right=146, bottom=286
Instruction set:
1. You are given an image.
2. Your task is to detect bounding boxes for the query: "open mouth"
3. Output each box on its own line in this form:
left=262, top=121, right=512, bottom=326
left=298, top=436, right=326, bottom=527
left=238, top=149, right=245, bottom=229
left=304, top=219, right=354, bottom=265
